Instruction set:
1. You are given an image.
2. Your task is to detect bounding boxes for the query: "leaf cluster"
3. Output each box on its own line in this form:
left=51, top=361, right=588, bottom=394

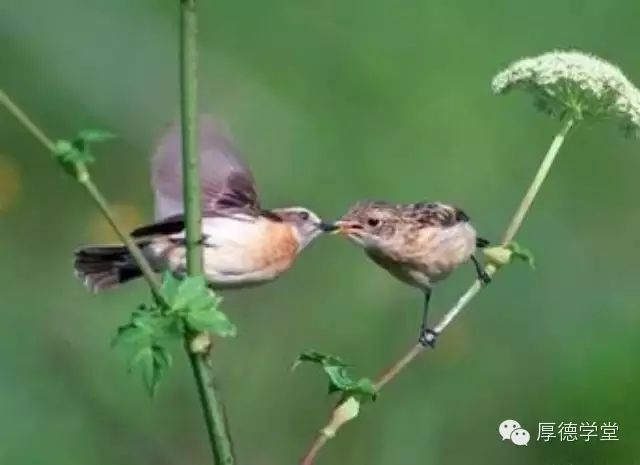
left=293, top=351, right=378, bottom=403
left=52, top=129, right=115, bottom=180
left=113, top=273, right=236, bottom=395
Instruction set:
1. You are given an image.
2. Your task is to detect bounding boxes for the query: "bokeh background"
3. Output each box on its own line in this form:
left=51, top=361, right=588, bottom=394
left=2, top=1, right=640, bottom=464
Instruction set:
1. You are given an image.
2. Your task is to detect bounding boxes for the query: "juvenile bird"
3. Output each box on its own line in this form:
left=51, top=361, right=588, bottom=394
left=334, top=201, right=490, bottom=347
left=74, top=117, right=335, bottom=292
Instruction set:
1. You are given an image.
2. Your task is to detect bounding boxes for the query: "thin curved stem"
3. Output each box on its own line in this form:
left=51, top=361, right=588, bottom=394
left=79, top=176, right=162, bottom=293
left=0, top=90, right=161, bottom=293
left=299, top=117, right=575, bottom=464
left=300, top=434, right=330, bottom=465
left=502, top=117, right=574, bottom=244
left=3, top=79, right=235, bottom=464
left=0, top=90, right=55, bottom=152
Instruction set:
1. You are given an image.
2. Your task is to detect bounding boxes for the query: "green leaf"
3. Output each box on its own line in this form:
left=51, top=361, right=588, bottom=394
left=51, top=128, right=114, bottom=180
left=294, top=351, right=378, bottom=402
left=185, top=305, right=237, bottom=337
left=506, top=242, right=536, bottom=269
left=294, top=351, right=346, bottom=368
left=159, top=271, right=181, bottom=304
left=112, top=304, right=183, bottom=396
left=111, top=324, right=151, bottom=348
left=130, top=345, right=172, bottom=397
left=159, top=273, right=235, bottom=338
left=52, top=139, right=92, bottom=177
left=173, top=276, right=208, bottom=310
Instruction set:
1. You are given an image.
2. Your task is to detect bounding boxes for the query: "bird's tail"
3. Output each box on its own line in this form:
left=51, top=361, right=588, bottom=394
left=476, top=237, right=490, bottom=248
left=74, top=246, right=143, bottom=292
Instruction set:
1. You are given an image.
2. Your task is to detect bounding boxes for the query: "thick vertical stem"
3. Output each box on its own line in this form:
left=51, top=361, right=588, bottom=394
left=178, top=1, right=236, bottom=464
left=180, top=0, right=203, bottom=275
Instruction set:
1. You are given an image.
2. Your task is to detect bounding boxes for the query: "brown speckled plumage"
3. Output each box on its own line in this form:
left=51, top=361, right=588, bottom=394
left=338, top=201, right=484, bottom=289
left=335, top=199, right=490, bottom=346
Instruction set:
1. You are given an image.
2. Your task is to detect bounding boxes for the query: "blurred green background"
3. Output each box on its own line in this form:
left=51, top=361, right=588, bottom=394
left=2, top=1, right=640, bottom=464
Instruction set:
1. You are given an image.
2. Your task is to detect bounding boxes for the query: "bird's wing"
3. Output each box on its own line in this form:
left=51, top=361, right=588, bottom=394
left=130, top=209, right=260, bottom=239
left=151, top=115, right=260, bottom=220
left=130, top=214, right=186, bottom=239
left=406, top=202, right=468, bottom=227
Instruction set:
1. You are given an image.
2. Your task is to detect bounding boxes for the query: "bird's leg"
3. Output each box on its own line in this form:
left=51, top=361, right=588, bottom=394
left=471, top=254, right=491, bottom=285
left=418, top=289, right=438, bottom=348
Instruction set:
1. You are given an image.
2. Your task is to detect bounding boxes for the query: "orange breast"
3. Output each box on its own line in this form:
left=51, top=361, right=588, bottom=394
left=257, top=221, right=299, bottom=274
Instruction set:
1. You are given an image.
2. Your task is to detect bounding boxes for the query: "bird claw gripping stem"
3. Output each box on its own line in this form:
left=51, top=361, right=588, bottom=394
left=418, top=328, right=439, bottom=348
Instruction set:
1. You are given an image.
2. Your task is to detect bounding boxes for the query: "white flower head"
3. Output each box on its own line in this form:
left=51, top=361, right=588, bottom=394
left=492, top=50, right=640, bottom=137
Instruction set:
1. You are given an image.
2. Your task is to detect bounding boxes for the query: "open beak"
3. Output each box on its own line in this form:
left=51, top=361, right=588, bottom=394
left=331, top=220, right=363, bottom=235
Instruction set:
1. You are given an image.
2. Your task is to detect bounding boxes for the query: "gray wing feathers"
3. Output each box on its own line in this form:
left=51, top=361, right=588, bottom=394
left=151, top=115, right=260, bottom=219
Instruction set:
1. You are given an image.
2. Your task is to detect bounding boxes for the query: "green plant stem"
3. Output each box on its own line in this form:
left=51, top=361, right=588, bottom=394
left=0, top=90, right=54, bottom=152
left=2, top=83, right=235, bottom=463
left=0, top=89, right=161, bottom=294
left=501, top=117, right=574, bottom=244
left=299, top=117, right=576, bottom=465
left=79, top=176, right=162, bottom=291
left=178, top=1, right=236, bottom=464
left=180, top=0, right=203, bottom=276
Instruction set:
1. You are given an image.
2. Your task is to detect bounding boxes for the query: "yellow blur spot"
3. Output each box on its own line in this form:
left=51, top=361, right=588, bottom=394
left=0, top=153, right=21, bottom=213
left=88, top=204, right=143, bottom=243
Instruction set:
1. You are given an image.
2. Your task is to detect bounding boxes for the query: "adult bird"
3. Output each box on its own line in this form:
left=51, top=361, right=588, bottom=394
left=74, top=116, right=335, bottom=292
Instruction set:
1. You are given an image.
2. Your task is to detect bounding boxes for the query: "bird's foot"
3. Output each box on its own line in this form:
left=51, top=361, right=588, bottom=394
left=418, top=327, right=439, bottom=348
left=471, top=254, right=491, bottom=286
left=478, top=270, right=492, bottom=286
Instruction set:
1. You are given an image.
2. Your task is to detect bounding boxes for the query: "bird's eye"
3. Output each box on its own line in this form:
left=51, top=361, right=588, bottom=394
left=298, top=211, right=310, bottom=221
left=367, top=218, right=380, bottom=227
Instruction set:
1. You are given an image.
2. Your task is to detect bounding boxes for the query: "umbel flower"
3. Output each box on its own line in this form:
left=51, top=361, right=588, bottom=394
left=492, top=50, right=640, bottom=137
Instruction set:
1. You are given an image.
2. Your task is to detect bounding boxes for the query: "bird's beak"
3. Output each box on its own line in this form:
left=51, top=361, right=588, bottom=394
left=331, top=220, right=362, bottom=235
left=319, top=222, right=339, bottom=233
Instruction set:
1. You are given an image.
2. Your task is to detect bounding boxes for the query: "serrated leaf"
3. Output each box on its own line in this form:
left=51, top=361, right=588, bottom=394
left=294, top=351, right=378, bottom=402
left=127, top=345, right=172, bottom=397
left=158, top=274, right=234, bottom=338
left=185, top=306, right=236, bottom=336
left=112, top=304, right=183, bottom=395
left=324, top=365, right=353, bottom=391
left=159, top=272, right=181, bottom=305
left=111, top=324, right=151, bottom=348
left=295, top=351, right=347, bottom=368
left=173, top=276, right=208, bottom=310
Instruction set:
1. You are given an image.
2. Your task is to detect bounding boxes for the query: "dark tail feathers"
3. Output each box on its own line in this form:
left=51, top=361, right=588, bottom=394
left=476, top=237, right=490, bottom=248
left=74, top=246, right=143, bottom=292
